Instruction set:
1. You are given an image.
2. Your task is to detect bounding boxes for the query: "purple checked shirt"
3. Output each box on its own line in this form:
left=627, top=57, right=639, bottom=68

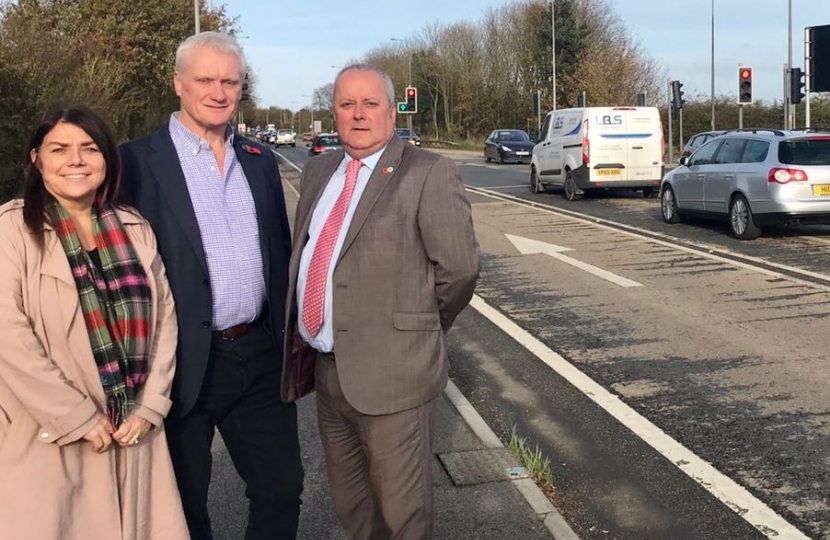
left=168, top=113, right=265, bottom=331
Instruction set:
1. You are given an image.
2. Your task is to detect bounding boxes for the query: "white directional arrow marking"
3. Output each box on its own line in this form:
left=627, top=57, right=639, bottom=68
left=505, top=234, right=642, bottom=288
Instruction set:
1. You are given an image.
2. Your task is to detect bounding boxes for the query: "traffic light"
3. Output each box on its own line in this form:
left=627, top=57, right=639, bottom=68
left=240, top=73, right=250, bottom=102
left=636, top=92, right=646, bottom=107
left=405, top=87, right=417, bottom=113
left=397, top=102, right=408, bottom=113
left=670, top=80, right=684, bottom=110
left=737, top=67, right=753, bottom=104
left=790, top=67, right=806, bottom=105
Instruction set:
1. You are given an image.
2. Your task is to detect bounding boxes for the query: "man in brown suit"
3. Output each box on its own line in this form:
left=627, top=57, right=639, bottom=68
left=281, top=64, right=479, bottom=539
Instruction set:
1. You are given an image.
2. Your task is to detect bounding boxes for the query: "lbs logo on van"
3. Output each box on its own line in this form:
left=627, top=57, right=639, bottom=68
left=595, top=114, right=623, bottom=125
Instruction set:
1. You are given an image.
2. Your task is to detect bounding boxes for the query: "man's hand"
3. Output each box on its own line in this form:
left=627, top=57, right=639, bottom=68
left=113, top=414, right=153, bottom=447
left=82, top=415, right=114, bottom=454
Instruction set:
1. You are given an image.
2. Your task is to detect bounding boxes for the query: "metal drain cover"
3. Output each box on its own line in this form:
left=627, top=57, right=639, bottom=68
left=438, top=448, right=530, bottom=486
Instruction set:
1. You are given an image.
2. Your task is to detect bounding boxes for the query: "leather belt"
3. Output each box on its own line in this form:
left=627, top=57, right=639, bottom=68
left=213, top=321, right=256, bottom=341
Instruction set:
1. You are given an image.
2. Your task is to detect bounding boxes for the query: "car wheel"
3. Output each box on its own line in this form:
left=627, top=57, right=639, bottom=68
left=642, top=187, right=659, bottom=198
left=485, top=152, right=491, bottom=163
left=497, top=153, right=504, bottom=165
left=661, top=186, right=682, bottom=224
left=291, top=143, right=296, bottom=148
left=729, top=194, right=762, bottom=240
left=530, top=167, right=544, bottom=193
left=563, top=171, right=583, bottom=201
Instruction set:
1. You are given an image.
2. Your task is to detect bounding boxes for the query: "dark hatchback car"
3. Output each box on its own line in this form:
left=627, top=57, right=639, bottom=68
left=682, top=130, right=726, bottom=158
left=395, top=127, right=421, bottom=146
left=308, top=133, right=342, bottom=156
left=484, top=129, right=534, bottom=163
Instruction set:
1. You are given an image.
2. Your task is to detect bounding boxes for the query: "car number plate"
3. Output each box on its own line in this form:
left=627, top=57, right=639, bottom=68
left=596, top=169, right=622, bottom=176
left=813, top=185, right=830, bottom=196
left=516, top=151, right=529, bottom=156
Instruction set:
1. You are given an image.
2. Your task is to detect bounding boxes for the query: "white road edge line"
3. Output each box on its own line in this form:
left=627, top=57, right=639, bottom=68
left=468, top=294, right=809, bottom=540
left=444, top=380, right=580, bottom=540
left=275, top=151, right=301, bottom=198
left=274, top=150, right=303, bottom=174
left=467, top=186, right=830, bottom=294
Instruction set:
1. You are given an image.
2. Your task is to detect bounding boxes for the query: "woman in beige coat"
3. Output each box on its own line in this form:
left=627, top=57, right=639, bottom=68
left=0, top=107, right=189, bottom=539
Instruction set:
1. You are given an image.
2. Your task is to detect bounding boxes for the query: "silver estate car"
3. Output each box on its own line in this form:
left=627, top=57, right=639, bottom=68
left=660, top=129, right=830, bottom=239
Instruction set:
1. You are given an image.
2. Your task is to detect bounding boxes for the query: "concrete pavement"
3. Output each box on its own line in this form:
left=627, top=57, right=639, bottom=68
left=208, top=383, right=578, bottom=539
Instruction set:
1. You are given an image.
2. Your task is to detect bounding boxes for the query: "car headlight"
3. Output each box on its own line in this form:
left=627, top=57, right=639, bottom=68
left=501, top=145, right=512, bottom=152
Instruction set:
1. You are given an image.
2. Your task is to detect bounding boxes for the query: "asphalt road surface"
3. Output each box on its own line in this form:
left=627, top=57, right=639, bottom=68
left=271, top=144, right=829, bottom=539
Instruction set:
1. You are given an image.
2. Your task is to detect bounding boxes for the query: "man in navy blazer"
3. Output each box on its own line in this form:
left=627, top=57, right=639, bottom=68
left=120, top=32, right=303, bottom=540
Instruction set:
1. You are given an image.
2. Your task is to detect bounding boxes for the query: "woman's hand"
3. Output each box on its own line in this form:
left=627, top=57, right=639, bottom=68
left=112, top=414, right=152, bottom=447
left=82, top=415, right=114, bottom=454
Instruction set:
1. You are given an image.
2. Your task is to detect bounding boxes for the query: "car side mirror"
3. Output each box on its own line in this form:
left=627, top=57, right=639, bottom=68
left=678, top=156, right=690, bottom=167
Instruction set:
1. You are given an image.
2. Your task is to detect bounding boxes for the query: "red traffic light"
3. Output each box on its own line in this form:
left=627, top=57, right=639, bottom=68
left=407, top=88, right=416, bottom=97
left=740, top=68, right=752, bottom=80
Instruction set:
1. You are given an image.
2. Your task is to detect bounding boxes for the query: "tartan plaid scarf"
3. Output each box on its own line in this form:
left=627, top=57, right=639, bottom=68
left=48, top=197, right=152, bottom=428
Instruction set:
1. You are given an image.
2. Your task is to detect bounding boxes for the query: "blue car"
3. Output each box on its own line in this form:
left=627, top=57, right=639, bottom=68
left=484, top=129, right=534, bottom=164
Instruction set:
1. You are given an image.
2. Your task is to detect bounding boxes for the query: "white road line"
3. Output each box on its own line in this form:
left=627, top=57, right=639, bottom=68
left=467, top=186, right=830, bottom=294
left=506, top=233, right=642, bottom=288
left=274, top=151, right=301, bottom=197
left=469, top=294, right=809, bottom=540
left=481, top=184, right=528, bottom=190
left=274, top=150, right=303, bottom=174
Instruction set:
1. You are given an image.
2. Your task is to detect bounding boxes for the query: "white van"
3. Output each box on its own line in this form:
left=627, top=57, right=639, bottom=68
left=530, top=107, right=664, bottom=200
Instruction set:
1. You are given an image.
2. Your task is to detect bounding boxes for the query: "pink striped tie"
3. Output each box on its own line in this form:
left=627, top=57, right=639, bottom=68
left=302, top=158, right=363, bottom=337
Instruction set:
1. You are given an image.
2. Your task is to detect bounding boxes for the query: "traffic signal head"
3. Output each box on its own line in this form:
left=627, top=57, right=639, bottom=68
left=790, top=67, right=806, bottom=105
left=240, top=73, right=250, bottom=102
left=406, top=86, right=417, bottom=113
left=737, top=67, right=753, bottom=104
left=397, top=102, right=408, bottom=112
left=670, top=80, right=684, bottom=110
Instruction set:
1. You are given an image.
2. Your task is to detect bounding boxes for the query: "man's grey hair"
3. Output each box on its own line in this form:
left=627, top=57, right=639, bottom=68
left=175, top=31, right=247, bottom=78
left=334, top=64, right=395, bottom=106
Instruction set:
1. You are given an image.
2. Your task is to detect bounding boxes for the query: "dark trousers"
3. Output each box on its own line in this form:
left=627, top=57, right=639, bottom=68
left=316, top=354, right=437, bottom=540
left=165, top=325, right=304, bottom=540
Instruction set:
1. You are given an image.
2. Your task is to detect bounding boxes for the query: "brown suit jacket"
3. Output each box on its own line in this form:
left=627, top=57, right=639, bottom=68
left=281, top=134, right=479, bottom=415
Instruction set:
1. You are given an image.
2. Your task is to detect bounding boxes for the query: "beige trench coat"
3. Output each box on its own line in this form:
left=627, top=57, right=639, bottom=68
left=0, top=200, right=189, bottom=540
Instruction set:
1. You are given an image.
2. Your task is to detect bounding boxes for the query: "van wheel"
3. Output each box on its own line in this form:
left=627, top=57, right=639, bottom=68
left=661, top=186, right=682, bottom=223
left=642, top=188, right=658, bottom=198
left=530, top=168, right=544, bottom=193
left=729, top=194, right=762, bottom=240
left=563, top=171, right=583, bottom=201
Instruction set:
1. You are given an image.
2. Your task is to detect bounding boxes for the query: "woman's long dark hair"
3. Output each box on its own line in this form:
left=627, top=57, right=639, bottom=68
left=21, top=106, right=124, bottom=248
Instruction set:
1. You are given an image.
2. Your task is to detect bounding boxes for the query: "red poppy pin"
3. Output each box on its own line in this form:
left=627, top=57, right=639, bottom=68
left=382, top=166, right=394, bottom=174
left=243, top=144, right=261, bottom=155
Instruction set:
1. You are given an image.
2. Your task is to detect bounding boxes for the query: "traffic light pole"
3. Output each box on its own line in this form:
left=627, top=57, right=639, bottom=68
left=679, top=108, right=684, bottom=156
left=805, top=27, right=812, bottom=128
left=738, top=105, right=743, bottom=129
left=667, top=79, right=674, bottom=165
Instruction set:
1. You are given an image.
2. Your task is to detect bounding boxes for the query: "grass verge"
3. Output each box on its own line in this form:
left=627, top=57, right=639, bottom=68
left=507, top=426, right=555, bottom=497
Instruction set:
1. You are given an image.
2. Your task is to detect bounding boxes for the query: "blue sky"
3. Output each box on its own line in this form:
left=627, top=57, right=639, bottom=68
left=226, top=0, right=829, bottom=110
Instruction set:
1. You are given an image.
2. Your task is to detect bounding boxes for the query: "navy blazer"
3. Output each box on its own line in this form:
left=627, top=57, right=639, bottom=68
left=120, top=123, right=292, bottom=417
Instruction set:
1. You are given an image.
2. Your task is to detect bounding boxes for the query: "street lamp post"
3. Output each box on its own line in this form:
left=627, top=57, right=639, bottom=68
left=710, top=0, right=715, bottom=130
left=787, top=0, right=794, bottom=129
left=303, top=95, right=315, bottom=134
left=194, top=0, right=200, bottom=34
left=551, top=1, right=557, bottom=110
